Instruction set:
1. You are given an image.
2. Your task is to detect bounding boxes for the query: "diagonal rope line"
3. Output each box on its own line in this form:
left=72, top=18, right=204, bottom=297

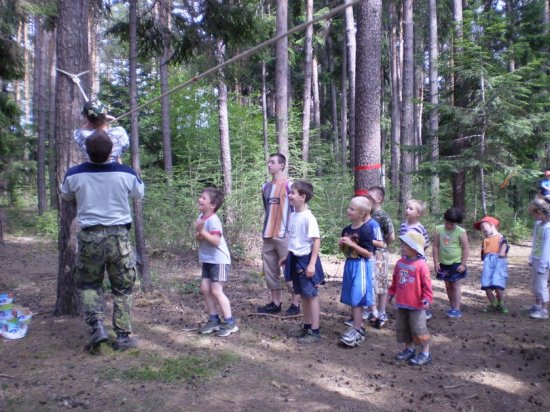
left=111, top=0, right=363, bottom=123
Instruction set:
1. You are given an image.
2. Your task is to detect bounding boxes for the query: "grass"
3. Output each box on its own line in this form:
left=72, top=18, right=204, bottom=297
left=104, top=351, right=238, bottom=383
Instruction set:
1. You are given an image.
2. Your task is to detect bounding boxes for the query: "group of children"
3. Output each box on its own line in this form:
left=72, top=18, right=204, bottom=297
left=74, top=104, right=549, bottom=365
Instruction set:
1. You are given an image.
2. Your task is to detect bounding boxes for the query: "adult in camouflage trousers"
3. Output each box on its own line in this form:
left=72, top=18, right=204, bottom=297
left=60, top=130, right=144, bottom=352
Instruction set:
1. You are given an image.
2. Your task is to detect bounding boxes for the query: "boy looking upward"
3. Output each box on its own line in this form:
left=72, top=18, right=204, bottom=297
left=257, top=154, right=301, bottom=315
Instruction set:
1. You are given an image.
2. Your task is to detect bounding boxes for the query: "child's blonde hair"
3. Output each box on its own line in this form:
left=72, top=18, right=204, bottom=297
left=407, top=199, right=427, bottom=216
left=351, top=196, right=372, bottom=219
left=528, top=198, right=550, bottom=218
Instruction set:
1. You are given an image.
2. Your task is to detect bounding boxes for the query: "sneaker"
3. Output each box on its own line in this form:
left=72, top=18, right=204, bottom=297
left=344, top=317, right=354, bottom=326
left=287, top=326, right=309, bottom=338
left=482, top=303, right=498, bottom=313
left=529, top=309, right=549, bottom=319
left=297, top=329, right=321, bottom=344
left=340, top=327, right=365, bottom=347
left=372, top=313, right=388, bottom=329
left=447, top=309, right=463, bottom=318
left=395, top=348, right=416, bottom=361
left=425, top=310, right=433, bottom=320
left=215, top=322, right=239, bottom=337
left=409, top=352, right=432, bottom=366
left=113, top=333, right=138, bottom=351
left=285, top=304, right=301, bottom=316
left=362, top=310, right=372, bottom=321
left=199, top=319, right=221, bottom=334
left=497, top=303, right=509, bottom=314
left=256, top=302, right=282, bottom=314
left=529, top=304, right=542, bottom=314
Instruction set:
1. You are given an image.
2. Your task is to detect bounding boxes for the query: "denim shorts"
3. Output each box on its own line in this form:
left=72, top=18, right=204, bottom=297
left=436, top=263, right=468, bottom=282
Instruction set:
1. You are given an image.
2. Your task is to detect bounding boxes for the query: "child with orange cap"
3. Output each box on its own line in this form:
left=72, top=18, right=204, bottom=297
left=473, top=216, right=509, bottom=313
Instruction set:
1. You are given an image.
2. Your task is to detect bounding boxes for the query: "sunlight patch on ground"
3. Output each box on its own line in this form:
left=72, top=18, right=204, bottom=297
left=463, top=370, right=528, bottom=395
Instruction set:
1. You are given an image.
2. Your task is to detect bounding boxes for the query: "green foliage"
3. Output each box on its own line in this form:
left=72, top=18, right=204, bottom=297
left=104, top=351, right=238, bottom=383
left=4, top=208, right=58, bottom=239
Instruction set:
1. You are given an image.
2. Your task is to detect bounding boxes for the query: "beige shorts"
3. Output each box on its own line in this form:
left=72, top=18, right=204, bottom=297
left=373, top=250, right=390, bottom=294
left=262, top=236, right=288, bottom=290
left=396, top=308, right=431, bottom=345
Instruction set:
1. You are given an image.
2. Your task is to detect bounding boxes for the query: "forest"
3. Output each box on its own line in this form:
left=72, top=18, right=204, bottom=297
left=1, top=0, right=549, bottom=307
left=2, top=1, right=550, bottom=410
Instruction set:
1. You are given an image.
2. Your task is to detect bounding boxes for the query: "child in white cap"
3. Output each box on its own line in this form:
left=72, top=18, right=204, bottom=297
left=388, top=231, right=433, bottom=366
left=473, top=216, right=509, bottom=313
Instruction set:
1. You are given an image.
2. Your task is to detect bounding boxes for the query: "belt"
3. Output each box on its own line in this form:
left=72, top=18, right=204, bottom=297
left=83, top=223, right=131, bottom=232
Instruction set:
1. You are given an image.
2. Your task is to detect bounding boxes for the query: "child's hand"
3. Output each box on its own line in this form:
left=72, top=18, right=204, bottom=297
left=194, top=219, right=204, bottom=232
left=422, top=299, right=430, bottom=309
left=306, top=263, right=315, bottom=278
left=279, top=257, right=287, bottom=267
left=457, top=264, right=466, bottom=273
left=339, top=236, right=353, bottom=246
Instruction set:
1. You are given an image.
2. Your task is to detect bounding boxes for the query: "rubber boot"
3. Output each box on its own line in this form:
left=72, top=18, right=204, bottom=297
left=85, top=320, right=108, bottom=353
left=113, top=332, right=137, bottom=351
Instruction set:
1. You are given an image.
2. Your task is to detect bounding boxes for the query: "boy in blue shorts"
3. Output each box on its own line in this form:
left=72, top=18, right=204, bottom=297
left=194, top=187, right=237, bottom=337
left=339, top=197, right=383, bottom=346
left=283, top=181, right=325, bottom=344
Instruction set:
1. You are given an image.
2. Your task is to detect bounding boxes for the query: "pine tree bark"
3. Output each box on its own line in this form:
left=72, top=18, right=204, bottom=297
left=129, top=0, right=153, bottom=292
left=215, top=40, right=233, bottom=199
left=34, top=16, right=48, bottom=215
left=275, top=0, right=289, bottom=160
left=301, top=0, right=313, bottom=164
left=399, top=0, right=414, bottom=204
left=428, top=0, right=440, bottom=215
left=158, top=0, right=173, bottom=176
left=451, top=0, right=466, bottom=212
left=355, top=0, right=383, bottom=193
left=54, top=0, right=90, bottom=316
left=389, top=0, right=401, bottom=194
left=340, top=35, right=348, bottom=168
left=344, top=0, right=356, bottom=170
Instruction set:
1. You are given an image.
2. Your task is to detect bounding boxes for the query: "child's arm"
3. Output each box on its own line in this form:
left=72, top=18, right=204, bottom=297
left=193, top=219, right=222, bottom=246
left=539, top=227, right=550, bottom=272
left=432, top=230, right=440, bottom=272
left=373, top=239, right=385, bottom=249
left=306, top=238, right=321, bottom=278
left=457, top=231, right=470, bottom=273
left=339, top=236, right=373, bottom=258
left=420, top=263, right=433, bottom=307
left=498, top=236, right=508, bottom=258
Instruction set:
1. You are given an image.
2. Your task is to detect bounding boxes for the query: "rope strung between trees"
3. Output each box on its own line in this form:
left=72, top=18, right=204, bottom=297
left=111, top=0, right=364, bottom=123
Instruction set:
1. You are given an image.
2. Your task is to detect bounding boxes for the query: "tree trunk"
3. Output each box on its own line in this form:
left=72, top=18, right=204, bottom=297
left=312, top=55, right=320, bottom=140
left=301, top=0, right=313, bottom=165
left=34, top=16, right=48, bottom=215
left=48, top=28, right=58, bottom=210
left=158, top=0, right=173, bottom=176
left=344, top=0, right=356, bottom=170
left=413, top=32, right=424, bottom=169
left=54, top=0, right=90, bottom=316
left=428, top=0, right=440, bottom=215
left=275, top=0, right=289, bottom=160
left=340, top=34, right=348, bottom=169
left=129, top=0, right=153, bottom=292
left=389, top=0, right=401, bottom=195
left=399, top=0, right=414, bottom=205
left=327, top=34, right=339, bottom=160
left=354, top=0, right=383, bottom=194
left=451, top=0, right=466, bottom=212
left=88, top=12, right=100, bottom=98
left=215, top=40, right=233, bottom=199
left=261, top=60, right=269, bottom=163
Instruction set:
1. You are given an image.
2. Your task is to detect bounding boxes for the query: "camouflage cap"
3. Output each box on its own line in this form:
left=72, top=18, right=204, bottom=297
left=81, top=100, right=108, bottom=118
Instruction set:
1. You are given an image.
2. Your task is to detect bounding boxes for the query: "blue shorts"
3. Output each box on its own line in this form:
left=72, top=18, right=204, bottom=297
left=284, top=252, right=325, bottom=298
left=480, top=254, right=508, bottom=290
left=436, top=263, right=468, bottom=282
left=340, top=257, right=374, bottom=307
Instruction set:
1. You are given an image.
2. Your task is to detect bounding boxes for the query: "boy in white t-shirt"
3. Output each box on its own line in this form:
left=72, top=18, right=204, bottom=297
left=194, top=187, right=237, bottom=337
left=282, top=181, right=325, bottom=344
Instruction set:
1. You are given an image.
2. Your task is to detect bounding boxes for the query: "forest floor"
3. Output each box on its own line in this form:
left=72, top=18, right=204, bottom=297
left=1, top=235, right=550, bottom=411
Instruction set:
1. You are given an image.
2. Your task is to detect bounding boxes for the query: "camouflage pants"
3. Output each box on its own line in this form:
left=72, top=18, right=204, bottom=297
left=75, top=226, right=136, bottom=334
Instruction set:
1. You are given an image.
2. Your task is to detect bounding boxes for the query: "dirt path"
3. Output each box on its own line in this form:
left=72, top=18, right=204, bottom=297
left=1, top=236, right=549, bottom=411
